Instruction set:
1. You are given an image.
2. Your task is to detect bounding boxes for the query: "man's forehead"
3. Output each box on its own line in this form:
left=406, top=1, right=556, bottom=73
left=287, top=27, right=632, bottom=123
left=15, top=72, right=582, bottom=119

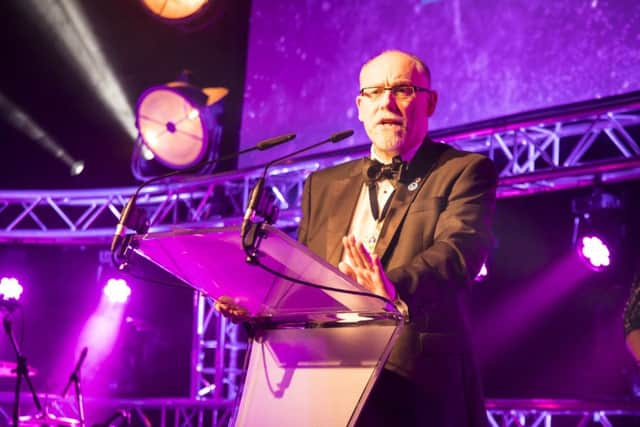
left=359, top=52, right=426, bottom=85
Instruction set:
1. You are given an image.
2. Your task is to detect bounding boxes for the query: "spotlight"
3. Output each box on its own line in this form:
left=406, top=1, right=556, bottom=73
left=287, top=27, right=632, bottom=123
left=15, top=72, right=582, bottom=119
left=0, top=277, right=23, bottom=301
left=572, top=188, right=625, bottom=272
left=577, top=235, right=611, bottom=270
left=131, top=72, right=227, bottom=180
left=103, top=278, right=131, bottom=304
left=0, top=92, right=85, bottom=175
left=140, top=0, right=209, bottom=21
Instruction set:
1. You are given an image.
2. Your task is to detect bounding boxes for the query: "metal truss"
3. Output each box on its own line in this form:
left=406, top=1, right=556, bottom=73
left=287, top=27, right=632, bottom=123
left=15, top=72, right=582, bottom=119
left=190, top=293, right=247, bottom=401
left=1, top=393, right=639, bottom=427
left=0, top=92, right=638, bottom=245
left=0, top=392, right=234, bottom=427
left=486, top=399, right=640, bottom=427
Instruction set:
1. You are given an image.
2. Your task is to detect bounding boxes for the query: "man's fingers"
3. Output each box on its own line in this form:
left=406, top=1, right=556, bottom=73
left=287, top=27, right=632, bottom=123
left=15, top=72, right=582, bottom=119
left=339, top=261, right=355, bottom=279
left=343, top=235, right=373, bottom=269
left=344, top=236, right=362, bottom=268
left=214, top=296, right=250, bottom=323
left=357, top=240, right=374, bottom=265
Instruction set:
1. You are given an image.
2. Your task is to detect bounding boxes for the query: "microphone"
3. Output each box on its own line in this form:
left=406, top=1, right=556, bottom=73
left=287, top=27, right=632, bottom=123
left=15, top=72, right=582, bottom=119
left=62, top=346, right=88, bottom=398
left=256, top=133, right=296, bottom=150
left=110, top=133, right=297, bottom=262
left=241, top=130, right=353, bottom=244
left=328, top=130, right=355, bottom=143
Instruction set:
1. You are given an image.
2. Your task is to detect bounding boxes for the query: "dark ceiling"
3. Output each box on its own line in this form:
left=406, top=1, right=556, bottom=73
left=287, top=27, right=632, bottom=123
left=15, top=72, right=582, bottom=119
left=0, top=0, right=251, bottom=190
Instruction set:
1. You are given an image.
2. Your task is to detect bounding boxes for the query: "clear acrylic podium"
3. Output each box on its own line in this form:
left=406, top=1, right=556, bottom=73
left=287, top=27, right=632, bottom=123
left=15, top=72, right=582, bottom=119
left=127, top=224, right=404, bottom=427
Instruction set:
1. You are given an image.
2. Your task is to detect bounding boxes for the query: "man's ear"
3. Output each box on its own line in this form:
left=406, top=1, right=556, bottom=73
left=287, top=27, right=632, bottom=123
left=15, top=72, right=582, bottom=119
left=426, top=90, right=438, bottom=117
left=356, top=95, right=364, bottom=122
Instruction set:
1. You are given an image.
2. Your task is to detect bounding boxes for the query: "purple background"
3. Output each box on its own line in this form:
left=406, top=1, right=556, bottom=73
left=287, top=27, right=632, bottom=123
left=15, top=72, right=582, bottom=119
left=239, top=0, right=640, bottom=167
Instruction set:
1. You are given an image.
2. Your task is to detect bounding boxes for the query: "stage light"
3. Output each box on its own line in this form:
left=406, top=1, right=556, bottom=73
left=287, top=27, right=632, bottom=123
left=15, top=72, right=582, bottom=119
left=103, top=278, right=131, bottom=304
left=140, top=0, right=209, bottom=21
left=0, top=277, right=23, bottom=301
left=577, top=235, right=611, bottom=270
left=572, top=188, right=625, bottom=272
left=131, top=74, right=227, bottom=180
left=0, top=92, right=85, bottom=175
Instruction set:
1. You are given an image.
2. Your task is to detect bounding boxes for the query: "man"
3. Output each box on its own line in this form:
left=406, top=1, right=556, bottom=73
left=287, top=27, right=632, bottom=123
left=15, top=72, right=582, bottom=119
left=297, top=50, right=497, bottom=426
left=624, top=270, right=640, bottom=363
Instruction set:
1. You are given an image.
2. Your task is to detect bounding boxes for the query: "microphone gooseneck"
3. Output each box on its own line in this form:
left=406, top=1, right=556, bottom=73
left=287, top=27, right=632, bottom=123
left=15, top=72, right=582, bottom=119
left=111, top=132, right=298, bottom=266
left=241, top=130, right=354, bottom=247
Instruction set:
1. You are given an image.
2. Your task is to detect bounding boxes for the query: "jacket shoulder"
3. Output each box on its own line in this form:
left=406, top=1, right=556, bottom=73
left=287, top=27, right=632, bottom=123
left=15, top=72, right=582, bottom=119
left=308, top=157, right=362, bottom=180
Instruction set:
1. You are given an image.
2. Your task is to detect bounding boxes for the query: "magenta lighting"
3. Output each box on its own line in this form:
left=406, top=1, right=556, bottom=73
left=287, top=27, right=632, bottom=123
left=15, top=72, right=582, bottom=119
left=578, top=235, right=611, bottom=271
left=0, top=277, right=24, bottom=301
left=103, top=278, right=131, bottom=304
left=474, top=262, right=488, bottom=282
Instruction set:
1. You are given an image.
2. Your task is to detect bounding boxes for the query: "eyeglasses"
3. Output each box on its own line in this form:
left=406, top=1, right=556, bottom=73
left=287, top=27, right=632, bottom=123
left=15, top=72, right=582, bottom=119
left=359, top=85, right=432, bottom=101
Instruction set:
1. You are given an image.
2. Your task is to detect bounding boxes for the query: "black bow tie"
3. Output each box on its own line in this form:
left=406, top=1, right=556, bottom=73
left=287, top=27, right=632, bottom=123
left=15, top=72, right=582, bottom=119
left=364, top=156, right=406, bottom=182
left=363, top=156, right=406, bottom=221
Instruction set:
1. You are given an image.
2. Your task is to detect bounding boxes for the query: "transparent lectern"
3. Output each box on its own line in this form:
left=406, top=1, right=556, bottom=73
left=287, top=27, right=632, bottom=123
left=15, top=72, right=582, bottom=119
left=126, top=224, right=404, bottom=427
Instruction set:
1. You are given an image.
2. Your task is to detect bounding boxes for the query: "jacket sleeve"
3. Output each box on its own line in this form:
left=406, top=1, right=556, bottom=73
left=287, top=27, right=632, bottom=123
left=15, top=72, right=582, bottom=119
left=386, top=155, right=497, bottom=314
left=624, top=272, right=640, bottom=337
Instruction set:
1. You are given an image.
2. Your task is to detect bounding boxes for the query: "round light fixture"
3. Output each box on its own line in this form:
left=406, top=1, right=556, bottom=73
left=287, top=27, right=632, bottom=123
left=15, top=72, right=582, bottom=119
left=140, top=0, right=209, bottom=21
left=132, top=79, right=227, bottom=179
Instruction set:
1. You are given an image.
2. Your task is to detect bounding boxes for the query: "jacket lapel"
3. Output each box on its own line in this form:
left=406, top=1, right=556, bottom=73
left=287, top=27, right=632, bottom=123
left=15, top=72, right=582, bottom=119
left=326, top=159, right=367, bottom=266
left=374, top=141, right=448, bottom=260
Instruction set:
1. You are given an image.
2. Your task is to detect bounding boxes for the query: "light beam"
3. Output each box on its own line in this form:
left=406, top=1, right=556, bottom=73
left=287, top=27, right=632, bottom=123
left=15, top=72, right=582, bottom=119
left=29, top=0, right=137, bottom=140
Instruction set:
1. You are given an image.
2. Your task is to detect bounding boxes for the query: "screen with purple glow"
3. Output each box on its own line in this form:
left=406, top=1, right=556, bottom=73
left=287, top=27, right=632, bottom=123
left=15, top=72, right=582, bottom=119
left=239, top=0, right=640, bottom=167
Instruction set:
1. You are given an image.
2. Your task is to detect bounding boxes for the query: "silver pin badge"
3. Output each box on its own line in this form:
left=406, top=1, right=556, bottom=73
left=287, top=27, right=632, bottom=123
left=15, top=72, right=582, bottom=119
left=408, top=179, right=420, bottom=192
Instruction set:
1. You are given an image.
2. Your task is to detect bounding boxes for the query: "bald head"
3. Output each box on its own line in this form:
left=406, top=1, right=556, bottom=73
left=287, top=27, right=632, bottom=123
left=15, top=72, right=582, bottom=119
left=360, top=50, right=432, bottom=88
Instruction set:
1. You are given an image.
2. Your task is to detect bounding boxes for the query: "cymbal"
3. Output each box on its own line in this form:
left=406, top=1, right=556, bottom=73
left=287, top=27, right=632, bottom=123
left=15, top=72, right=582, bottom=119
left=0, top=360, right=37, bottom=378
left=19, top=412, right=79, bottom=426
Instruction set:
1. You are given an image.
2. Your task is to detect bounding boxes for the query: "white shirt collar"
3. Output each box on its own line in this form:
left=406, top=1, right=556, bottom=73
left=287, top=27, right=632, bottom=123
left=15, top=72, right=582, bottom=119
left=370, top=141, right=422, bottom=165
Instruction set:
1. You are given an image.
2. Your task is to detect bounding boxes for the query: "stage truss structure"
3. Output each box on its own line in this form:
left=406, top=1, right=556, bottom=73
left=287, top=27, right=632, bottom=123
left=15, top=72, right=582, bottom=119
left=0, top=92, right=638, bottom=246
left=0, top=393, right=639, bottom=427
left=1, top=92, right=639, bottom=423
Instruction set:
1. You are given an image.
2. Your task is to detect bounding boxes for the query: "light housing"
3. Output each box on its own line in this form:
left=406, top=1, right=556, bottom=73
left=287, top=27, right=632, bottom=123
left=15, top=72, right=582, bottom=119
left=571, top=188, right=625, bottom=272
left=132, top=77, right=227, bottom=180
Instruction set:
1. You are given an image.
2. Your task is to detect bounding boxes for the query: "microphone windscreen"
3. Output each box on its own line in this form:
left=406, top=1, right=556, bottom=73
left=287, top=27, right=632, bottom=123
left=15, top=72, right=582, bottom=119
left=329, top=130, right=354, bottom=143
left=256, top=133, right=296, bottom=150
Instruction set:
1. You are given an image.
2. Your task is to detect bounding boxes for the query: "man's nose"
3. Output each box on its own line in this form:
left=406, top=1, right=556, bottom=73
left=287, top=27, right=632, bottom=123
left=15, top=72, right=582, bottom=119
left=378, top=89, right=399, bottom=111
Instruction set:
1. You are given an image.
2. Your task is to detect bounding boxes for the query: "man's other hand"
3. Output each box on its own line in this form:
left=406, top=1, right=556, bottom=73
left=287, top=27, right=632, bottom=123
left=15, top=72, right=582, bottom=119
left=338, top=235, right=397, bottom=301
left=214, top=295, right=251, bottom=323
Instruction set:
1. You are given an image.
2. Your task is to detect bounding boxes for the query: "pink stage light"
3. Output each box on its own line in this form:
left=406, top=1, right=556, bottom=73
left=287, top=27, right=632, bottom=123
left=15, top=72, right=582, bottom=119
left=578, top=235, right=611, bottom=270
left=103, top=278, right=131, bottom=303
left=0, top=277, right=24, bottom=301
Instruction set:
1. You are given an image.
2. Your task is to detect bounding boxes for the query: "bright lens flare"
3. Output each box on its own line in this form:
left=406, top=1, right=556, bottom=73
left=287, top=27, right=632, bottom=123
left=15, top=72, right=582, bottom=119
left=580, top=236, right=611, bottom=269
left=474, top=262, right=488, bottom=282
left=0, top=277, right=24, bottom=301
left=103, top=278, right=131, bottom=304
left=188, top=109, right=200, bottom=120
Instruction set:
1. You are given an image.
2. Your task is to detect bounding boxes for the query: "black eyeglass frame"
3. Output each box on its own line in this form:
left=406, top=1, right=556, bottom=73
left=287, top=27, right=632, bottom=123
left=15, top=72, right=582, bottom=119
left=358, top=85, right=434, bottom=99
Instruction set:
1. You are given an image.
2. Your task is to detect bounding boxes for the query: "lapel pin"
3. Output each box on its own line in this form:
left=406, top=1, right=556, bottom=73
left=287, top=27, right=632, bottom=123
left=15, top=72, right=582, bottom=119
left=408, top=179, right=420, bottom=192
